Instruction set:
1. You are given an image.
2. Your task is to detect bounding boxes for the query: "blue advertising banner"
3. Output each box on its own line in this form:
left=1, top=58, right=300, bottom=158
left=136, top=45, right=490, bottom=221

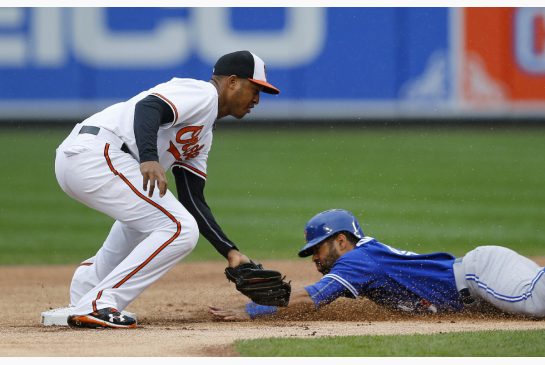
left=1, top=8, right=542, bottom=120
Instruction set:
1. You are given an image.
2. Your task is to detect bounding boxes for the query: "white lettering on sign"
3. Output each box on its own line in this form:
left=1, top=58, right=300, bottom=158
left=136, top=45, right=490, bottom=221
left=515, top=8, right=545, bottom=74
left=0, top=8, right=25, bottom=65
left=71, top=8, right=190, bottom=68
left=32, top=8, right=64, bottom=67
left=194, top=8, right=326, bottom=67
left=0, top=8, right=326, bottom=68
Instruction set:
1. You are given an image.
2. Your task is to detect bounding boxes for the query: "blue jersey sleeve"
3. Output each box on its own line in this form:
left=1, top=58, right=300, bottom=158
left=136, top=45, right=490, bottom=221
left=304, top=252, right=376, bottom=307
left=304, top=277, right=351, bottom=307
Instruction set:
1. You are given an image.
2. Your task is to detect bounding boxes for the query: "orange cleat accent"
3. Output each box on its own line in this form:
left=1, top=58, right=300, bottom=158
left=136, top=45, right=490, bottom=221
left=67, top=307, right=137, bottom=329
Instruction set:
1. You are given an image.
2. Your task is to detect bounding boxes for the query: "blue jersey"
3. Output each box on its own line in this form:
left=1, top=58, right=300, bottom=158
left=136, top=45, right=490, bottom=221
left=304, top=237, right=463, bottom=313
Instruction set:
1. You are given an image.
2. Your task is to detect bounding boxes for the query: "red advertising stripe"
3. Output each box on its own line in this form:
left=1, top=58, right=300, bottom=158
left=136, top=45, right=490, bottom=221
left=464, top=8, right=545, bottom=102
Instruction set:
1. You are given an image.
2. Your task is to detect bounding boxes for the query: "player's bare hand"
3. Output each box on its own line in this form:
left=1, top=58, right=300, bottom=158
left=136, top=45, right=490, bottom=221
left=208, top=305, right=250, bottom=321
left=227, top=249, right=251, bottom=268
left=140, top=161, right=167, bottom=198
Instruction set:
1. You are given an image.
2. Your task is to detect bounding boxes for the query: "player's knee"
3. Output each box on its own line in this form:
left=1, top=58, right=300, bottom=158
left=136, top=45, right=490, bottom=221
left=183, top=215, right=199, bottom=250
left=170, top=213, right=199, bottom=250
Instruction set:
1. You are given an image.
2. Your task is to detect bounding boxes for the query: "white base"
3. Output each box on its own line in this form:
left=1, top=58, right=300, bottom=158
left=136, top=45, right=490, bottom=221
left=41, top=306, right=137, bottom=326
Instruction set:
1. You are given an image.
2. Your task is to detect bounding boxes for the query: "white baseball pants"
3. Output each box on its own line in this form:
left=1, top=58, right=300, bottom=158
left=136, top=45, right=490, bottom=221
left=454, top=245, right=545, bottom=317
left=55, top=124, right=199, bottom=315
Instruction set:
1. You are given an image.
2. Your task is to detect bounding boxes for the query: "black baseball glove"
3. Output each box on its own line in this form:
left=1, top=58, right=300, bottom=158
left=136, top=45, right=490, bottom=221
left=225, top=262, right=291, bottom=307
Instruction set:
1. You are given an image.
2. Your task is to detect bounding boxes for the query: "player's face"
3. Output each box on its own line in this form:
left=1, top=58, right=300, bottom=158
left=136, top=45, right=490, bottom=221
left=311, top=239, right=341, bottom=275
left=230, top=78, right=261, bottom=119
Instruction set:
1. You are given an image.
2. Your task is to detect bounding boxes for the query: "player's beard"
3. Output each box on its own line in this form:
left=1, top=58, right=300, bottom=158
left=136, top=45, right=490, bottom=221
left=314, top=242, right=341, bottom=275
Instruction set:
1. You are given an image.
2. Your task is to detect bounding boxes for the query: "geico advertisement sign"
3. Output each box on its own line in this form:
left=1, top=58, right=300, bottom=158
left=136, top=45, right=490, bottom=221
left=0, top=8, right=326, bottom=68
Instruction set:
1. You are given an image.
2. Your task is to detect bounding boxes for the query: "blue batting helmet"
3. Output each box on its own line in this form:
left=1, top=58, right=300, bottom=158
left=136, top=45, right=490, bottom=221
left=298, top=209, right=364, bottom=257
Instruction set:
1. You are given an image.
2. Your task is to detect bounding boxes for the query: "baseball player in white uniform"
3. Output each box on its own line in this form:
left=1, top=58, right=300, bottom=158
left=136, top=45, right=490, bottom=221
left=54, top=50, right=280, bottom=329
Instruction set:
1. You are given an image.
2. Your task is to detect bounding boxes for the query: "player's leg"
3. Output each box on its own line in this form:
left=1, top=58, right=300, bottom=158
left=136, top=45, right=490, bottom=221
left=71, top=190, right=199, bottom=314
left=56, top=129, right=105, bottom=306
left=58, top=143, right=200, bottom=315
left=93, top=221, right=148, bottom=281
left=461, top=245, right=545, bottom=317
left=69, top=221, right=147, bottom=306
left=70, top=259, right=96, bottom=306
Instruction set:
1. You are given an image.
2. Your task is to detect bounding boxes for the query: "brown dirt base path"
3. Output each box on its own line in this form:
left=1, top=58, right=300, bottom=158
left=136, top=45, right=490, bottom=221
left=1, top=259, right=545, bottom=356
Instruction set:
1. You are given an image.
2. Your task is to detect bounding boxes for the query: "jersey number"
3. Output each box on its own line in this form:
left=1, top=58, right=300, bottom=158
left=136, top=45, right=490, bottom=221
left=167, top=126, right=204, bottom=161
left=383, top=243, right=419, bottom=256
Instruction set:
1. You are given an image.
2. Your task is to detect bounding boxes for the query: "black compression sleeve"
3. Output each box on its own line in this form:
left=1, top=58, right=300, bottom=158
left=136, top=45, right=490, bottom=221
left=134, top=95, right=174, bottom=162
left=172, top=166, right=239, bottom=258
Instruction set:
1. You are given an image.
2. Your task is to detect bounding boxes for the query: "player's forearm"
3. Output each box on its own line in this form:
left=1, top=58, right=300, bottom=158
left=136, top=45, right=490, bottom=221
left=245, top=287, right=314, bottom=319
left=290, top=287, right=315, bottom=305
left=173, top=167, right=239, bottom=258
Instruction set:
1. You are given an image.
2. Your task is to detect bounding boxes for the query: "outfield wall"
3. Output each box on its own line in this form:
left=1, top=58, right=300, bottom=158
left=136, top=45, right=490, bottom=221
left=1, top=8, right=545, bottom=122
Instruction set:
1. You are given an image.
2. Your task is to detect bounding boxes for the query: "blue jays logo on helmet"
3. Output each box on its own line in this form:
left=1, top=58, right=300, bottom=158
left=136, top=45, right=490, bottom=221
left=298, top=209, right=364, bottom=257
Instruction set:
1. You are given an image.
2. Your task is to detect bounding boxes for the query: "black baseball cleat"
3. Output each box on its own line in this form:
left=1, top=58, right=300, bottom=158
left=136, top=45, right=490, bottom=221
left=67, top=307, right=137, bottom=329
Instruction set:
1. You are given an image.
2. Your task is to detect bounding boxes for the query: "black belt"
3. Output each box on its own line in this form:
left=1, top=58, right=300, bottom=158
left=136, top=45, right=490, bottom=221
left=79, top=126, right=130, bottom=154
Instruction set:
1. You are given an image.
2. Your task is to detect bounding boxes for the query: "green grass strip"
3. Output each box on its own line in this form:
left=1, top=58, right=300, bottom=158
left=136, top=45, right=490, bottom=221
left=235, top=329, right=545, bottom=356
left=2, top=127, right=545, bottom=264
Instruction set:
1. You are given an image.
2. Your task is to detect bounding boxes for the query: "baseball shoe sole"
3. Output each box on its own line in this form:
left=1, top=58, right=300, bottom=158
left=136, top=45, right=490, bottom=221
left=67, top=307, right=137, bottom=329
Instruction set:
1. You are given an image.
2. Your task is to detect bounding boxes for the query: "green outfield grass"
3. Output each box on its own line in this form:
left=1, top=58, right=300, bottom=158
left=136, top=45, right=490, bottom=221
left=1, top=126, right=544, bottom=264
left=234, top=329, right=545, bottom=356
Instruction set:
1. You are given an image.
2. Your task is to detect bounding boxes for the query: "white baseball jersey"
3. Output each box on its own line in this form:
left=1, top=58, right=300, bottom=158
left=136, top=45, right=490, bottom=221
left=81, top=78, right=217, bottom=179
left=54, top=78, right=220, bottom=316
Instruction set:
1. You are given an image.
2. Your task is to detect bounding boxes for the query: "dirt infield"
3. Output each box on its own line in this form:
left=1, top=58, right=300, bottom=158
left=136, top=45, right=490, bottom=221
left=1, top=259, right=545, bottom=356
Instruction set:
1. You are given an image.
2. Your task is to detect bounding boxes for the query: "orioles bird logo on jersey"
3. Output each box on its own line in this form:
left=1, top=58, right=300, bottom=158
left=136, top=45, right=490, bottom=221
left=167, top=126, right=204, bottom=161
